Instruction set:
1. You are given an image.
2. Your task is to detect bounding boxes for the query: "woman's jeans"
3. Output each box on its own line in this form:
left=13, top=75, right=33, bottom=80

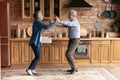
left=28, top=43, right=41, bottom=69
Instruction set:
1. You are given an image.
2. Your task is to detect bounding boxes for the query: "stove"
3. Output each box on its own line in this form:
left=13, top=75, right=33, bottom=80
left=73, top=40, right=91, bottom=59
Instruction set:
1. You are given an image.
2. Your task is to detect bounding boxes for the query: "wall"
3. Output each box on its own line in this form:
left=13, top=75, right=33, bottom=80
left=4, top=0, right=120, bottom=37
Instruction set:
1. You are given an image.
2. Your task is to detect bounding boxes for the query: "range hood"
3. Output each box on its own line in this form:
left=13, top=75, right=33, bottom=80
left=69, top=0, right=92, bottom=8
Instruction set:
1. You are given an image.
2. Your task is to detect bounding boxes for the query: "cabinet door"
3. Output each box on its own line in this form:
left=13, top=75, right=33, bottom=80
left=11, top=41, right=22, bottom=65
left=111, top=41, right=120, bottom=62
left=61, top=41, right=68, bottom=63
left=54, top=0, right=61, bottom=17
left=22, top=0, right=61, bottom=19
left=100, top=44, right=110, bottom=63
left=61, top=45, right=67, bottom=63
left=41, top=44, right=51, bottom=63
left=21, top=41, right=32, bottom=64
left=43, top=0, right=61, bottom=18
left=91, top=44, right=100, bottom=63
left=22, top=0, right=32, bottom=18
left=51, top=44, right=62, bottom=63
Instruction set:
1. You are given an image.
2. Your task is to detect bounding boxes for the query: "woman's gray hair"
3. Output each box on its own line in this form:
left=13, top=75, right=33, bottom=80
left=33, top=11, right=41, bottom=19
left=70, top=10, right=77, bottom=17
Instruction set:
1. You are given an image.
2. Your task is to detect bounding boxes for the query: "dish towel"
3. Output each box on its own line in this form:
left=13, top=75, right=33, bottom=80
left=77, top=45, right=87, bottom=53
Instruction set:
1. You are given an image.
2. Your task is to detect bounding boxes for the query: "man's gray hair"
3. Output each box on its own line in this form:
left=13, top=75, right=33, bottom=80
left=70, top=10, right=77, bottom=17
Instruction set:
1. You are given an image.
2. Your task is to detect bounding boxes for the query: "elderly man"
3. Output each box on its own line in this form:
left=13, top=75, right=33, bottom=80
left=56, top=10, right=80, bottom=74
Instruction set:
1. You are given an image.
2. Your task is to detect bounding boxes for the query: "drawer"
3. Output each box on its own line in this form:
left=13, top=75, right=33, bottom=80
left=52, top=40, right=62, bottom=44
left=91, top=41, right=110, bottom=45
left=99, top=41, right=110, bottom=44
left=91, top=41, right=99, bottom=44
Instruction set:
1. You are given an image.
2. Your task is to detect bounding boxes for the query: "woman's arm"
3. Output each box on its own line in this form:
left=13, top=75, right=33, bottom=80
left=37, top=20, right=55, bottom=29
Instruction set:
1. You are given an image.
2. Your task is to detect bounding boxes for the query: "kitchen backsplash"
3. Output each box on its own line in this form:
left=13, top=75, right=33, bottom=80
left=4, top=0, right=120, bottom=38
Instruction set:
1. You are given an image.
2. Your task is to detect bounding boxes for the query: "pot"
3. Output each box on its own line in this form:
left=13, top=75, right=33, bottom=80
left=110, top=6, right=117, bottom=18
left=102, top=5, right=111, bottom=18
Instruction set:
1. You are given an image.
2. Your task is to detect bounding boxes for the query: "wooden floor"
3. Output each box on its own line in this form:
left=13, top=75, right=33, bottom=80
left=1, top=64, right=120, bottom=80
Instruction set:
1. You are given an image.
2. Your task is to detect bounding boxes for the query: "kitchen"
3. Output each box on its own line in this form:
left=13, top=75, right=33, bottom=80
left=1, top=0, right=120, bottom=80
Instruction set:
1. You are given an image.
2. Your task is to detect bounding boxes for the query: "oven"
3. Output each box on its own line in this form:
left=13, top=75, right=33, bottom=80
left=73, top=40, right=91, bottom=59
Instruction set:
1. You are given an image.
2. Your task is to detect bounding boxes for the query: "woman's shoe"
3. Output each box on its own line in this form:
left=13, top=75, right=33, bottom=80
left=26, top=69, right=34, bottom=76
left=32, top=70, right=40, bottom=76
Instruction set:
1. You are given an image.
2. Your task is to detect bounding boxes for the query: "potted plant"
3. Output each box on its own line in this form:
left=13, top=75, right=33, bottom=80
left=110, top=20, right=120, bottom=32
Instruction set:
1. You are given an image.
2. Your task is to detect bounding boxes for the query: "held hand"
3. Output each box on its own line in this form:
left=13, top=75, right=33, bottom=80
left=55, top=16, right=61, bottom=23
left=49, top=19, right=54, bottom=23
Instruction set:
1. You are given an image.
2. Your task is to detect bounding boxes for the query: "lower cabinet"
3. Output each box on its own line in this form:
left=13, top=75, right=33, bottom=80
left=10, top=39, right=120, bottom=65
left=11, top=41, right=34, bottom=65
left=111, top=40, right=120, bottom=62
left=10, top=40, right=67, bottom=65
left=61, top=41, right=68, bottom=63
left=21, top=41, right=33, bottom=64
left=11, top=41, right=22, bottom=65
left=41, top=44, right=51, bottom=63
left=91, top=44, right=100, bottom=63
left=51, top=44, right=62, bottom=63
left=91, top=41, right=110, bottom=63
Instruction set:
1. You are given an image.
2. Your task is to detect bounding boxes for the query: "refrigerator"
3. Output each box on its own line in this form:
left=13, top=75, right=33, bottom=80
left=0, top=1, right=11, bottom=67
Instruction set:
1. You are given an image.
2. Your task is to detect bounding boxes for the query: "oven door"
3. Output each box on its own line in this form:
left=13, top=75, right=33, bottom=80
left=73, top=45, right=90, bottom=59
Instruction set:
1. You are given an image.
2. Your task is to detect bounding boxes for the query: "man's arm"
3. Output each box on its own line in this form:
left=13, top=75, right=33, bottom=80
left=55, top=16, right=75, bottom=27
left=60, top=21, right=76, bottom=27
left=55, top=23, right=68, bottom=28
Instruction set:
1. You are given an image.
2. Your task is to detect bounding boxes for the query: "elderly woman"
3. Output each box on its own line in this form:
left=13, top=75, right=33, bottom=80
left=26, top=11, right=55, bottom=76
left=56, top=10, right=80, bottom=74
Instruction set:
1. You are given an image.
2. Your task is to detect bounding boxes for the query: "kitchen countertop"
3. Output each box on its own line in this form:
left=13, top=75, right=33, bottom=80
left=9, top=37, right=120, bottom=41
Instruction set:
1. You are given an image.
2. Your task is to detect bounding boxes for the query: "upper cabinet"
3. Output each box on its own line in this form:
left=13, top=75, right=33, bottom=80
left=22, top=0, right=61, bottom=19
left=22, top=0, right=32, bottom=18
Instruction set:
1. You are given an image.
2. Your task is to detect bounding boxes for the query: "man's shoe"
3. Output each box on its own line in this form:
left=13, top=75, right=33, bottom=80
left=32, top=72, right=40, bottom=76
left=67, top=69, right=78, bottom=72
left=69, top=69, right=78, bottom=74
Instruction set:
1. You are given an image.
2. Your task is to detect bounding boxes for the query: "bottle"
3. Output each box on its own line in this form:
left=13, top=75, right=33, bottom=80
left=58, top=33, right=62, bottom=38
left=16, top=24, right=21, bottom=38
left=22, top=29, right=26, bottom=38
left=101, top=29, right=105, bottom=38
left=93, top=31, right=96, bottom=37
left=88, top=32, right=92, bottom=38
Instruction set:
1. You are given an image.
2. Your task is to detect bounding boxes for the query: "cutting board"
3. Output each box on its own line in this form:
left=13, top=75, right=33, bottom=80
left=80, top=28, right=88, bottom=36
left=26, top=26, right=32, bottom=37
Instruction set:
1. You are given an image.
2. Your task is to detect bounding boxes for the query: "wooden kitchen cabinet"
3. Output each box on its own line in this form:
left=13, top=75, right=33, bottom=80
left=11, top=41, right=22, bottom=65
left=51, top=41, right=62, bottom=63
left=61, top=41, right=68, bottom=63
left=22, top=0, right=61, bottom=19
left=91, top=44, right=100, bottom=63
left=21, top=41, right=33, bottom=64
left=41, top=44, right=51, bottom=63
left=111, top=41, right=120, bottom=62
left=91, top=41, right=110, bottom=63
left=22, top=0, right=32, bottom=18
left=11, top=40, right=33, bottom=65
left=10, top=38, right=120, bottom=66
